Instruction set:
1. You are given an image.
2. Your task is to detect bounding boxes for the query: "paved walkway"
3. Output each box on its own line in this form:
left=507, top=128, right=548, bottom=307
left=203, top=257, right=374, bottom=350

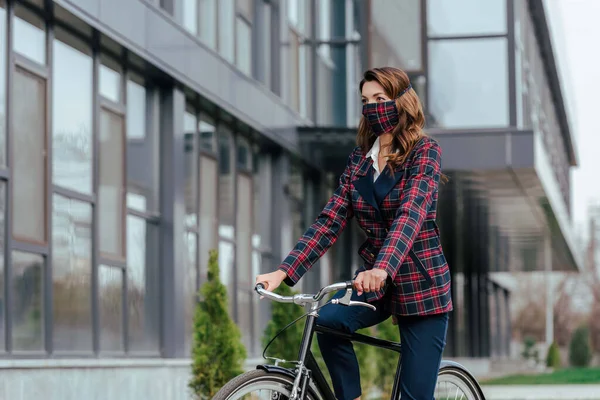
left=481, top=384, right=600, bottom=400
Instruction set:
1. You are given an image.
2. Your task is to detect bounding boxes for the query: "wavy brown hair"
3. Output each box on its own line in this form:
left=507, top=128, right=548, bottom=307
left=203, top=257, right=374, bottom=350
left=357, top=67, right=426, bottom=168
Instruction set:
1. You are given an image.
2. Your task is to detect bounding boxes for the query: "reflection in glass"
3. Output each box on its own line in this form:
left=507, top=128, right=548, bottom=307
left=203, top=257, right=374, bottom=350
left=427, top=0, right=507, bottom=37
left=0, top=5, right=6, bottom=166
left=99, top=265, right=124, bottom=352
left=236, top=174, right=252, bottom=287
left=200, top=0, right=217, bottom=49
left=218, top=0, right=235, bottom=63
left=236, top=174, right=253, bottom=350
left=218, top=239, right=234, bottom=314
left=199, top=117, right=215, bottom=151
left=13, top=68, right=46, bottom=243
left=371, top=0, right=421, bottom=71
left=126, top=80, right=159, bottom=213
left=289, top=163, right=305, bottom=242
left=428, top=38, right=509, bottom=128
left=99, top=64, right=121, bottom=103
left=236, top=17, right=252, bottom=75
left=52, top=36, right=93, bottom=194
left=218, top=129, right=235, bottom=233
left=14, top=9, right=46, bottom=64
left=183, top=0, right=198, bottom=34
left=237, top=139, right=251, bottom=170
left=199, top=156, right=217, bottom=282
left=0, top=182, right=5, bottom=351
left=126, top=80, right=146, bottom=140
left=99, top=109, right=125, bottom=257
left=127, top=215, right=160, bottom=352
left=12, top=251, right=44, bottom=351
left=183, top=231, right=197, bottom=356
left=52, top=195, right=92, bottom=351
left=184, top=111, right=198, bottom=229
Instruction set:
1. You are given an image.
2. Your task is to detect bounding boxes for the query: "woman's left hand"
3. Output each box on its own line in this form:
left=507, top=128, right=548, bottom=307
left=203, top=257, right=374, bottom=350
left=354, top=269, right=388, bottom=296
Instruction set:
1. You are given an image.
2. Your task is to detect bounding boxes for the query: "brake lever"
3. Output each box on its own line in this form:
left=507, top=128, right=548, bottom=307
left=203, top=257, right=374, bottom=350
left=331, top=289, right=377, bottom=311
left=348, top=301, right=377, bottom=311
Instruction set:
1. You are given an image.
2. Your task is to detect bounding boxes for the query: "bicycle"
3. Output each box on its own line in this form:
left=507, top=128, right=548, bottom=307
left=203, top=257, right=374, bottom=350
left=214, top=280, right=486, bottom=400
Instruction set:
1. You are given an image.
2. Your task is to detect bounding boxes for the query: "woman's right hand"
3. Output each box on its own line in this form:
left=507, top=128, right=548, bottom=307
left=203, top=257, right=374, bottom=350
left=255, top=269, right=288, bottom=297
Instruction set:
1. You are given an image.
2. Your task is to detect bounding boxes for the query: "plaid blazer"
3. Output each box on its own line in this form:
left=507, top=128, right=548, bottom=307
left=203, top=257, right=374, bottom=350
left=279, top=136, right=453, bottom=316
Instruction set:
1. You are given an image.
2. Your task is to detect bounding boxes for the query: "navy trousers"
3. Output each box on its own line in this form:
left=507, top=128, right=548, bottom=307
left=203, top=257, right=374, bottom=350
left=316, top=290, right=448, bottom=400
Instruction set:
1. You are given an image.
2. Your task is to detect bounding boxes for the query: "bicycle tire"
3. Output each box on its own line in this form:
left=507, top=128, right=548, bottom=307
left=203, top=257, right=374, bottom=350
left=436, top=365, right=486, bottom=400
left=213, top=369, right=322, bottom=400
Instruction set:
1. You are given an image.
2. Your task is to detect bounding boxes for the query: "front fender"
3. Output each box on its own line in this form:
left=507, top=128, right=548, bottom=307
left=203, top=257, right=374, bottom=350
left=256, top=363, right=296, bottom=379
left=439, top=360, right=486, bottom=399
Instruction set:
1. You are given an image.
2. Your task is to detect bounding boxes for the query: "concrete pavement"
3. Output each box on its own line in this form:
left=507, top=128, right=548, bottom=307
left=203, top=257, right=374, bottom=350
left=482, top=384, right=600, bottom=400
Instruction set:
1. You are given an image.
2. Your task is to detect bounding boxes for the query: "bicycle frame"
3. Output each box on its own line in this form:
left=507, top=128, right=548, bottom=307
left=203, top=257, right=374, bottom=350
left=257, top=303, right=404, bottom=400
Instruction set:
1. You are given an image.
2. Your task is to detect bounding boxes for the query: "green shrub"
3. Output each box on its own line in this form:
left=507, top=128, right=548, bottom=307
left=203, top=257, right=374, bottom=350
left=522, top=336, right=540, bottom=363
left=569, top=325, right=592, bottom=367
left=545, top=342, right=561, bottom=369
left=189, top=250, right=247, bottom=399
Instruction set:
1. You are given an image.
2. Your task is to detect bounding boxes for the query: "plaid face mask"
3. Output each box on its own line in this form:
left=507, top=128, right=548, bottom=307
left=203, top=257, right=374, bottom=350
left=362, top=100, right=399, bottom=136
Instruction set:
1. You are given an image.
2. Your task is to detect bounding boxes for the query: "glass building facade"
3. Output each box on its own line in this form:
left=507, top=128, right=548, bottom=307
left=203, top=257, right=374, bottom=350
left=0, top=0, right=580, bottom=397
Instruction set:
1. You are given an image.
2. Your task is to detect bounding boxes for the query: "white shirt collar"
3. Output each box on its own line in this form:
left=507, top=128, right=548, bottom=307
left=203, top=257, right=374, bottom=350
left=366, top=137, right=382, bottom=177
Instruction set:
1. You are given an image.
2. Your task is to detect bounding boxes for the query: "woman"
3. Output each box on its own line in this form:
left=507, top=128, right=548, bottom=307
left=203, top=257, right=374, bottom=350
left=256, top=67, right=453, bottom=400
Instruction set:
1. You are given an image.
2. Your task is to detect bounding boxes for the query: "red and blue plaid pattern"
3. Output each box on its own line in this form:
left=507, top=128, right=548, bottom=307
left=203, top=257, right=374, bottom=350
left=362, top=100, right=400, bottom=136
left=279, top=137, right=453, bottom=316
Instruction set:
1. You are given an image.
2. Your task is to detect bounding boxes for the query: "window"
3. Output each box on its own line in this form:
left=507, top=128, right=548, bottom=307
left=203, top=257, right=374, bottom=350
left=235, top=0, right=253, bottom=76
left=237, top=138, right=251, bottom=170
left=428, top=38, right=509, bottom=128
left=14, top=6, right=46, bottom=64
left=427, top=0, right=507, bottom=37
left=127, top=215, right=160, bottom=352
left=199, top=155, right=218, bottom=279
left=52, top=195, right=92, bottom=352
left=183, top=0, right=198, bottom=34
left=261, top=2, right=273, bottom=88
left=12, top=67, right=47, bottom=243
left=218, top=0, right=235, bottom=63
left=0, top=182, right=5, bottom=351
left=218, top=128, right=235, bottom=303
left=99, top=63, right=122, bottom=103
left=199, top=116, right=216, bottom=151
left=52, top=32, right=93, bottom=194
left=126, top=78, right=159, bottom=213
left=183, top=230, right=197, bottom=355
left=318, top=0, right=331, bottom=60
left=199, top=0, right=217, bottom=49
left=236, top=173, right=253, bottom=350
left=12, top=251, right=44, bottom=351
left=99, top=108, right=125, bottom=258
left=0, top=3, right=6, bottom=167
left=371, top=0, right=421, bottom=71
left=289, top=163, right=305, bottom=242
left=99, top=265, right=124, bottom=352
left=184, top=111, right=198, bottom=229
left=236, top=17, right=252, bottom=75
left=287, top=0, right=308, bottom=116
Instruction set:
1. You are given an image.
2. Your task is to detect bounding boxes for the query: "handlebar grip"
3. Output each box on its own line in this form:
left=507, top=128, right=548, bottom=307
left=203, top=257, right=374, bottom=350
left=255, top=283, right=266, bottom=292
left=345, top=280, right=354, bottom=289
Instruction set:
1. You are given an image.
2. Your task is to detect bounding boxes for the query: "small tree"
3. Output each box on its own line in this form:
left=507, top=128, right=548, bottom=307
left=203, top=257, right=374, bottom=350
left=189, top=250, right=247, bottom=399
left=569, top=325, right=592, bottom=367
left=545, top=342, right=561, bottom=369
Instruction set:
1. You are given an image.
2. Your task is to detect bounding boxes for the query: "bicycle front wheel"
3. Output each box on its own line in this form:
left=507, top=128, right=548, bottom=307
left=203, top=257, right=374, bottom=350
left=213, top=369, right=322, bottom=400
left=435, top=366, right=485, bottom=400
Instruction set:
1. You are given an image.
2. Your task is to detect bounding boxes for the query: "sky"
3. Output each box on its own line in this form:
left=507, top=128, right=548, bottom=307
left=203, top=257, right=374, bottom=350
left=546, top=0, right=600, bottom=237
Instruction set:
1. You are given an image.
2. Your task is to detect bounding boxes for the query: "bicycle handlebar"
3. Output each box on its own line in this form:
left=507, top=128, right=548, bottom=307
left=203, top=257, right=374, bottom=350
left=255, top=280, right=376, bottom=310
